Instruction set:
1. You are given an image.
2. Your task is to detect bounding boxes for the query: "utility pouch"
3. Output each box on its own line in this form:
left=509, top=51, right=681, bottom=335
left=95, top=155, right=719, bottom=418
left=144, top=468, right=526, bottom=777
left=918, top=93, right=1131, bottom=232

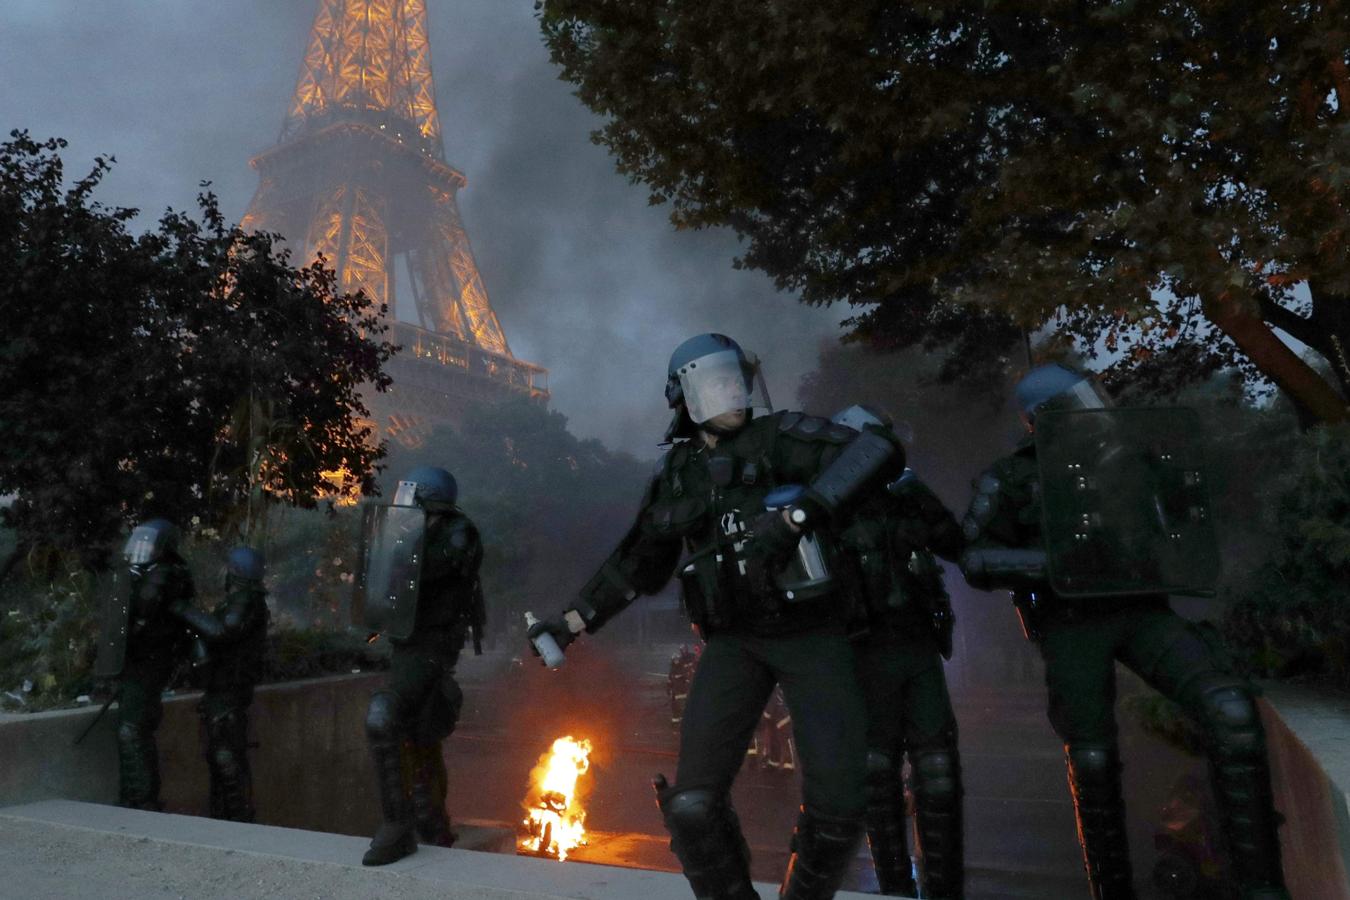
left=679, top=549, right=726, bottom=631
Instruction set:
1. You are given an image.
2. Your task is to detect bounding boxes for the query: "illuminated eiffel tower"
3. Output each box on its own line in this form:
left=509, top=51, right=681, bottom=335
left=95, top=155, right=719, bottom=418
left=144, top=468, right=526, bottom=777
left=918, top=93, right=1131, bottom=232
left=242, top=0, right=547, bottom=448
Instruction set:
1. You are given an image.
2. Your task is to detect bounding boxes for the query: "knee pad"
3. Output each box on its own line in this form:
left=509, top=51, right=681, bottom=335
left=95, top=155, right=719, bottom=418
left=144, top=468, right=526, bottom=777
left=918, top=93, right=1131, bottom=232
left=864, top=750, right=901, bottom=801
left=211, top=745, right=239, bottom=774
left=1193, top=678, right=1265, bottom=762
left=1065, top=743, right=1121, bottom=792
left=365, top=691, right=404, bottom=741
left=117, top=720, right=148, bottom=746
left=865, top=749, right=897, bottom=778
left=910, top=748, right=961, bottom=810
left=660, top=786, right=722, bottom=835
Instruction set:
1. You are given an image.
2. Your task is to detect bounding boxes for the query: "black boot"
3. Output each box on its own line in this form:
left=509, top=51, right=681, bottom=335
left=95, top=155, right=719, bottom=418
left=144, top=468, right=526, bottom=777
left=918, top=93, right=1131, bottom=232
left=1196, top=683, right=1289, bottom=900
left=778, top=807, right=864, bottom=900
left=363, top=693, right=416, bottom=866
left=911, top=745, right=964, bottom=899
left=656, top=776, right=760, bottom=900
left=409, top=741, right=457, bottom=848
left=1065, top=744, right=1136, bottom=900
left=863, top=751, right=917, bottom=897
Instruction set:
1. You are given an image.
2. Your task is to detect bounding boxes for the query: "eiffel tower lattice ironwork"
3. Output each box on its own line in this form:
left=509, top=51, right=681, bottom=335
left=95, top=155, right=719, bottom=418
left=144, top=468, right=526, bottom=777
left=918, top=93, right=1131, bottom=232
left=241, top=0, right=547, bottom=448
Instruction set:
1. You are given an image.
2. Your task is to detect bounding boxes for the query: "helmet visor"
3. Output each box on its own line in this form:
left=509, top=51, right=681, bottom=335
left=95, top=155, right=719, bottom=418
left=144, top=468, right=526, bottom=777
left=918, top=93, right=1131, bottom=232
left=392, top=480, right=419, bottom=507
left=678, top=349, right=751, bottom=424
left=1064, top=378, right=1113, bottom=411
left=124, top=525, right=162, bottom=565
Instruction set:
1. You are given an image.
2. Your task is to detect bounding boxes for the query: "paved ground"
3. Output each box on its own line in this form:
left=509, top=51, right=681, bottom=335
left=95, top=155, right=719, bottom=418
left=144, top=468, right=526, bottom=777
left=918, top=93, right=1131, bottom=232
left=0, top=801, right=877, bottom=900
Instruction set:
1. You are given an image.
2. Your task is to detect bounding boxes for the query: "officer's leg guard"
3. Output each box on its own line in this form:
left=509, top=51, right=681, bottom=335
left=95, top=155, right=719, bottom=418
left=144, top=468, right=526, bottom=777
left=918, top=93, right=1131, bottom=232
left=863, top=750, right=916, bottom=897
left=1192, top=679, right=1289, bottom=900
left=362, top=690, right=416, bottom=866
left=407, top=741, right=456, bottom=848
left=655, top=777, right=759, bottom=900
left=116, top=721, right=162, bottom=811
left=204, top=706, right=254, bottom=822
left=778, top=807, right=865, bottom=900
left=1065, top=743, right=1135, bottom=900
left=911, top=743, right=964, bottom=899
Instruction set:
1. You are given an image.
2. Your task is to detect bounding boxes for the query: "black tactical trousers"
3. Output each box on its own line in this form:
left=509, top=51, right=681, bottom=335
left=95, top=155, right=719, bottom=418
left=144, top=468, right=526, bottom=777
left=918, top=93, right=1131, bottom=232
left=1037, top=602, right=1286, bottom=899
left=366, top=637, right=464, bottom=843
left=199, top=687, right=254, bottom=822
left=116, top=656, right=175, bottom=810
left=857, top=629, right=957, bottom=753
left=855, top=628, right=963, bottom=898
left=675, top=625, right=867, bottom=819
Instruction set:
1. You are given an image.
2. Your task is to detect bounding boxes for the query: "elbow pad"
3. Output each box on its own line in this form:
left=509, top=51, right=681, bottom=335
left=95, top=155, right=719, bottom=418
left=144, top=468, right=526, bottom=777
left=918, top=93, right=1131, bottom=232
left=575, top=560, right=639, bottom=633
left=802, top=429, right=904, bottom=525
left=960, top=547, right=1047, bottom=591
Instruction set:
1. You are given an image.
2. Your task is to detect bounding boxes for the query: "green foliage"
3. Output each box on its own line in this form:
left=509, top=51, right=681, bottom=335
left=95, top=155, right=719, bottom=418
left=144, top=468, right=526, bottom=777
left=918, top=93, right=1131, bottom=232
left=0, top=566, right=100, bottom=711
left=539, top=1, right=1350, bottom=417
left=0, top=132, right=397, bottom=576
left=1224, top=424, right=1350, bottom=687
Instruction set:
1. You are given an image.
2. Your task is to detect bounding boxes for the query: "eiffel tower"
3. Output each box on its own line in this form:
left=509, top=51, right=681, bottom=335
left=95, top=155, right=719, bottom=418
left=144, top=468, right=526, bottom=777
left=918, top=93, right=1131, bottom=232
left=241, top=0, right=547, bottom=448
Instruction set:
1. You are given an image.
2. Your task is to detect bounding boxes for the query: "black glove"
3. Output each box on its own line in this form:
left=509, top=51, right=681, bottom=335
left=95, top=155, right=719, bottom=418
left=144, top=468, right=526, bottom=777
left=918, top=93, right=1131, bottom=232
left=527, top=613, right=577, bottom=656
left=741, top=510, right=803, bottom=602
left=747, top=509, right=803, bottom=568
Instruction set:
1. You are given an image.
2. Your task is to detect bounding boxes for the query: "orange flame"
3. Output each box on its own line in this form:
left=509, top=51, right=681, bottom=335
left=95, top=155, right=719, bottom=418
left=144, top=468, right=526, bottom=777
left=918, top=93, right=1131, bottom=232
left=518, top=735, right=592, bottom=861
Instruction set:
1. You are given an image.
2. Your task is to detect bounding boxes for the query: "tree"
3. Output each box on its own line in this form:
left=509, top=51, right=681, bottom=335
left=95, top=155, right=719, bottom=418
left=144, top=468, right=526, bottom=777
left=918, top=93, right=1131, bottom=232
left=539, top=1, right=1349, bottom=421
left=0, top=132, right=397, bottom=577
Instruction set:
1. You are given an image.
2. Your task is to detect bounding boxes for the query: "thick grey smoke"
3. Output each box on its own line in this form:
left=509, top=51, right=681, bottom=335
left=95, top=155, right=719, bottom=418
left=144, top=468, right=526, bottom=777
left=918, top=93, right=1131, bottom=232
left=1, top=0, right=845, bottom=458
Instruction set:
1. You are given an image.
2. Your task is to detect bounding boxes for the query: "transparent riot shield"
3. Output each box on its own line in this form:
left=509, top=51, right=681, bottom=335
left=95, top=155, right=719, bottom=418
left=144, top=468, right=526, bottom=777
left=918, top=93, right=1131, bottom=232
left=353, top=504, right=427, bottom=640
left=93, top=571, right=132, bottom=678
left=1036, top=407, right=1220, bottom=598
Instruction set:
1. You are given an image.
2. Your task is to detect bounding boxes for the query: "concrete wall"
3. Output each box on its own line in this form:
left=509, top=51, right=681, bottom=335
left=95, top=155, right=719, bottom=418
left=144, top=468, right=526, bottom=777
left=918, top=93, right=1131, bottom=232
left=0, top=673, right=386, bottom=837
left=1261, top=685, right=1350, bottom=900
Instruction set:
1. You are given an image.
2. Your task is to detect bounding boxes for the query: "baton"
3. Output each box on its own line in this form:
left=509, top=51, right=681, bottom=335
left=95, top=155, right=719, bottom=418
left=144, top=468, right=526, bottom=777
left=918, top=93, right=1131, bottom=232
left=73, top=689, right=120, bottom=746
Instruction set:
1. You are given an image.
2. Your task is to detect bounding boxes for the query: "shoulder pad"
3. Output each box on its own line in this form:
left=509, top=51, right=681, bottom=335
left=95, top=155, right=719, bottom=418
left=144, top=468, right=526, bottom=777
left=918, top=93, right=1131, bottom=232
left=778, top=412, right=851, bottom=442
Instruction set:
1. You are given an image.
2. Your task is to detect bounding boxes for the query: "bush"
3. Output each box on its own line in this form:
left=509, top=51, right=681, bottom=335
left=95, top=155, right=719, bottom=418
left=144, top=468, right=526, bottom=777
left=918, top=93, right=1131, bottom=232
left=1223, top=424, right=1350, bottom=688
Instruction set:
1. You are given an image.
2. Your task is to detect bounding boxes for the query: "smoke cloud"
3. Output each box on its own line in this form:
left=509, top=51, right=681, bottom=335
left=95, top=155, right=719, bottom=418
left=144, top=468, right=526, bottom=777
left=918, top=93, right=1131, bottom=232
left=1, top=0, right=846, bottom=459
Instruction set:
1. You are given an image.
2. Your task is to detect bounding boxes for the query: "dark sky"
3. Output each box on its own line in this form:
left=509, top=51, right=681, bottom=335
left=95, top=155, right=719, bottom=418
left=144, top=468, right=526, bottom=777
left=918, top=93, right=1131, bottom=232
left=1, top=0, right=847, bottom=459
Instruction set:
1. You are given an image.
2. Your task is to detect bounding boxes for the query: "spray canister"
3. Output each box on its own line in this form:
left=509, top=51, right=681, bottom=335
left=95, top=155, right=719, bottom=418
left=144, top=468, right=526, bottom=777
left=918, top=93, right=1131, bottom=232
left=525, top=611, right=566, bottom=669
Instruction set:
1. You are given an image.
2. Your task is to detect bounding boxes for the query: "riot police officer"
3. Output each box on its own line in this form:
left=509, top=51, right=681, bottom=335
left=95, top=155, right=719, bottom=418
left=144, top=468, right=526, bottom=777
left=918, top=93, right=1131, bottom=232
left=175, top=546, right=269, bottom=822
left=355, top=466, right=485, bottom=866
left=529, top=334, right=904, bottom=900
left=832, top=406, right=966, bottom=899
left=959, top=363, right=1289, bottom=900
left=100, top=518, right=197, bottom=810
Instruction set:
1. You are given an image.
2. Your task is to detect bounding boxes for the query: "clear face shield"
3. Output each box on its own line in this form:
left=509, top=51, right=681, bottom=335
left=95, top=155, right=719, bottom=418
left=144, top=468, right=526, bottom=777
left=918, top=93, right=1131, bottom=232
left=678, top=349, right=751, bottom=425
left=677, top=349, right=772, bottom=425
left=124, top=525, right=163, bottom=566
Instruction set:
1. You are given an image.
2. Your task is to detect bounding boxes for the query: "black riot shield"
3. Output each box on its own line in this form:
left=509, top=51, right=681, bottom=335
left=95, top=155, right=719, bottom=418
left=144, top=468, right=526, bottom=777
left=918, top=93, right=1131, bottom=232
left=354, top=504, right=426, bottom=640
left=1037, top=407, right=1220, bottom=598
left=94, top=571, right=132, bottom=678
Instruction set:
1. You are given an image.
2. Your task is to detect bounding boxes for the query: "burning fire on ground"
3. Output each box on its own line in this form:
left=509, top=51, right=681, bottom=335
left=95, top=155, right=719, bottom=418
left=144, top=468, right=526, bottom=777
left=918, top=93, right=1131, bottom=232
left=518, top=735, right=593, bottom=861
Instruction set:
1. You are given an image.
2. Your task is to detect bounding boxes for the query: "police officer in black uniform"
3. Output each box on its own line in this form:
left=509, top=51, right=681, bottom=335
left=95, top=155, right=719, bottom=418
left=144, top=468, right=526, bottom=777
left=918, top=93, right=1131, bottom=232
left=832, top=406, right=966, bottom=898
left=359, top=466, right=485, bottom=866
left=959, top=363, right=1289, bottom=900
left=175, top=546, right=269, bottom=822
left=113, top=519, right=197, bottom=810
left=529, top=334, right=904, bottom=900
